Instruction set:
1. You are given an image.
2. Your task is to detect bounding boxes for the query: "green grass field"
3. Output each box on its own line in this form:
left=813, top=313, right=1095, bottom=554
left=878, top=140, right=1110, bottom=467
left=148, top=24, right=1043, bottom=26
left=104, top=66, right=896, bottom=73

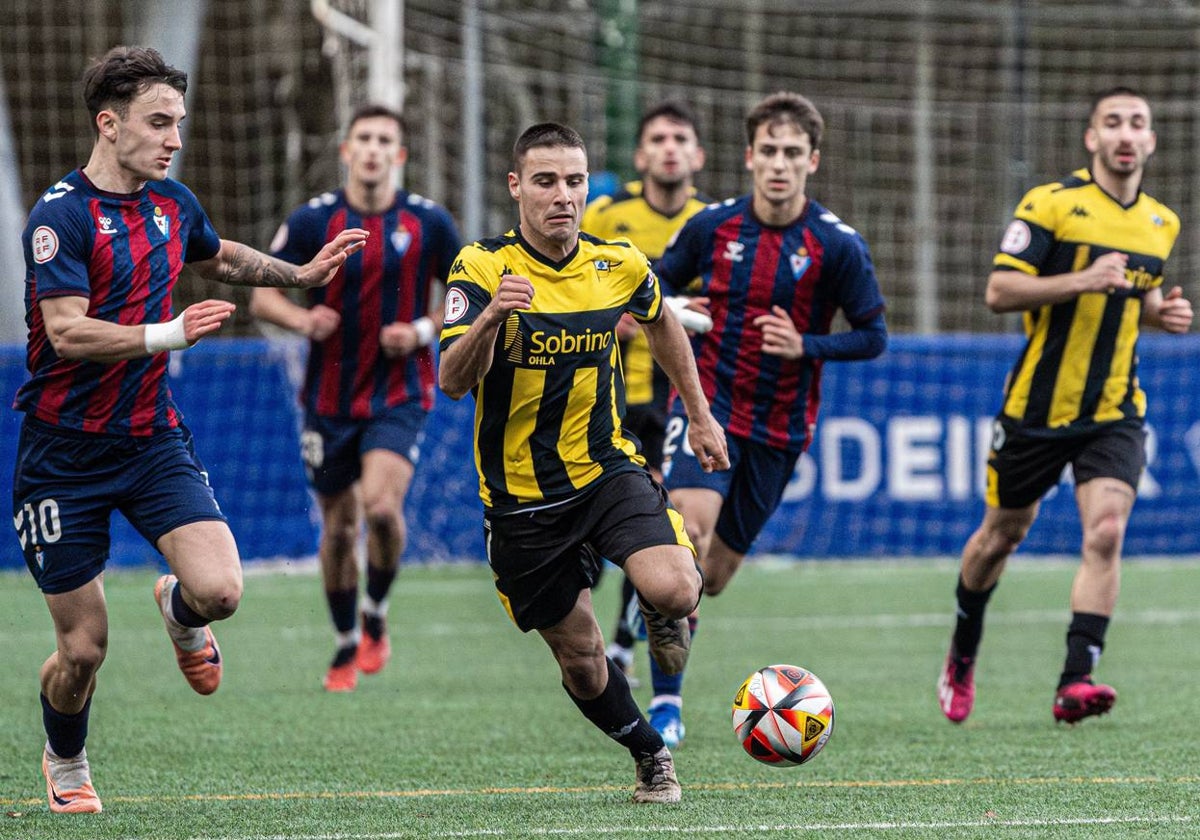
left=1, top=557, right=1197, bottom=839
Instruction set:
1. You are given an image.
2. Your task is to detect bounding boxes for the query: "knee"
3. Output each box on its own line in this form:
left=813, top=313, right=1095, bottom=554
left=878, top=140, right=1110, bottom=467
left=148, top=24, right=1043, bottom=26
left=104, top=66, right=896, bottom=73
left=189, top=574, right=243, bottom=622
left=363, top=501, right=402, bottom=541
left=1084, top=513, right=1125, bottom=561
left=702, top=574, right=726, bottom=598
left=653, top=569, right=702, bottom=619
left=981, top=520, right=1029, bottom=560
left=557, top=644, right=607, bottom=698
left=59, top=636, right=107, bottom=682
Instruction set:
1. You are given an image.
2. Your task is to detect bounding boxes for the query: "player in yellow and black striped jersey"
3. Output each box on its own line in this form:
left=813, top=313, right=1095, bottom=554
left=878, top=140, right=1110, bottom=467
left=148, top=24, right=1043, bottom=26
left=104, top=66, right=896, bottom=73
left=992, top=168, right=1178, bottom=434
left=938, top=88, right=1195, bottom=728
left=441, top=228, right=660, bottom=509
left=437, top=122, right=727, bottom=803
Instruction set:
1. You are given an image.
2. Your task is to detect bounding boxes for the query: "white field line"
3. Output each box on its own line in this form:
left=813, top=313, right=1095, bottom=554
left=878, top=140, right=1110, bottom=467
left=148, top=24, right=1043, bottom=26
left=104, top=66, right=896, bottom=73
left=169, top=813, right=1197, bottom=840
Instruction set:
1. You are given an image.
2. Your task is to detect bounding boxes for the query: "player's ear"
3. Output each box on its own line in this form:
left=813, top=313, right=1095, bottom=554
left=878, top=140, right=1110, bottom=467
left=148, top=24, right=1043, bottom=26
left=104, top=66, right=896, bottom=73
left=808, top=148, right=820, bottom=175
left=96, top=109, right=118, bottom=142
left=395, top=145, right=409, bottom=167
left=692, top=145, right=706, bottom=171
left=507, top=171, right=520, bottom=201
left=1083, top=125, right=1099, bottom=155
left=744, top=145, right=754, bottom=172
left=338, top=140, right=351, bottom=166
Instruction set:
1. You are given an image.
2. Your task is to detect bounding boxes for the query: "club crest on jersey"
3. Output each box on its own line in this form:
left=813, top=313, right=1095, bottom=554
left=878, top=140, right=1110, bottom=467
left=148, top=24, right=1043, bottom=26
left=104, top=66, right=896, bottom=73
left=31, top=226, right=59, bottom=264
left=391, top=230, right=412, bottom=255
left=790, top=248, right=812, bottom=280
left=153, top=206, right=170, bottom=237
left=592, top=258, right=622, bottom=273
left=97, top=214, right=118, bottom=235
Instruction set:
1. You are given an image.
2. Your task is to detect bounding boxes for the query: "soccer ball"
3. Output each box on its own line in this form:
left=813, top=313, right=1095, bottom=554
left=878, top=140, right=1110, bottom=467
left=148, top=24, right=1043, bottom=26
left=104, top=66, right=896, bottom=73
left=732, top=664, right=834, bottom=766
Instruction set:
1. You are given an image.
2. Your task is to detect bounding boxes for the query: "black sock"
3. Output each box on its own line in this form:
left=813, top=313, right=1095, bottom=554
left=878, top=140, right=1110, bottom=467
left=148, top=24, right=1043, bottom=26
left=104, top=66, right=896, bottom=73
left=365, top=564, right=397, bottom=605
left=951, top=576, right=996, bottom=660
left=566, top=658, right=663, bottom=759
left=42, top=694, right=90, bottom=759
left=171, top=583, right=210, bottom=628
left=1059, top=612, right=1109, bottom=688
left=613, top=576, right=638, bottom=649
left=326, top=587, right=358, bottom=634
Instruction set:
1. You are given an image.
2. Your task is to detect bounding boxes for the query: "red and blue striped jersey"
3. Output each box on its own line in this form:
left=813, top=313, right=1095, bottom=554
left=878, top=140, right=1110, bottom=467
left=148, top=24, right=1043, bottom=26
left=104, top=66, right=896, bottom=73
left=271, top=189, right=461, bottom=418
left=656, top=195, right=887, bottom=452
left=15, top=168, right=221, bottom=436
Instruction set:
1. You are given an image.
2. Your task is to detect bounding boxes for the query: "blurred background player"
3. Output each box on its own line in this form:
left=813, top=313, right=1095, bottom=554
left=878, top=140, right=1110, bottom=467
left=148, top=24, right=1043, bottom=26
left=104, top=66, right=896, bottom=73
left=580, top=100, right=709, bottom=691
left=251, top=104, right=461, bottom=692
left=13, top=45, right=366, bottom=813
left=651, top=91, right=888, bottom=746
left=438, top=122, right=727, bottom=803
left=936, top=86, right=1193, bottom=725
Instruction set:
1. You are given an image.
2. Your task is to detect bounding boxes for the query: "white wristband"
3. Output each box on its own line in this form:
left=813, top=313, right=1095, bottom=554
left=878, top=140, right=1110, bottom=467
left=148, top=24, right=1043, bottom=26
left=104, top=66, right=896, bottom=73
left=665, top=296, right=713, bottom=334
left=412, top=316, right=436, bottom=347
left=144, top=312, right=189, bottom=353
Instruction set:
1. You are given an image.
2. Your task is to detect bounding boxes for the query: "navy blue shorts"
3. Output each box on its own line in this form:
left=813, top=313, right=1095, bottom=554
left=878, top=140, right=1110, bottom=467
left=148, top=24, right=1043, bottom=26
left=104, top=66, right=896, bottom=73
left=12, top=417, right=227, bottom=595
left=662, top=414, right=800, bottom=554
left=300, top=402, right=427, bottom=496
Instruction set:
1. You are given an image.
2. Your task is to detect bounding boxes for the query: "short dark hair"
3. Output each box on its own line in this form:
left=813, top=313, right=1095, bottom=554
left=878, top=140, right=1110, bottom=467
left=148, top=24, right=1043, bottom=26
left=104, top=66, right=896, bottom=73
left=512, top=122, right=586, bottom=172
left=346, top=103, right=406, bottom=138
left=1089, top=86, right=1149, bottom=123
left=82, top=46, right=187, bottom=135
left=745, top=91, right=824, bottom=150
left=637, top=99, right=700, bottom=143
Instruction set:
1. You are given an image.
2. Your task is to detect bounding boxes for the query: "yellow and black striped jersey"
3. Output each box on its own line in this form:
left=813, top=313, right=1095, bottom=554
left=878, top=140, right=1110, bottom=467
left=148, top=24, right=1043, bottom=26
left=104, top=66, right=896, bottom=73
left=440, top=228, right=665, bottom=512
left=993, top=168, right=1179, bottom=434
left=582, top=181, right=708, bottom=406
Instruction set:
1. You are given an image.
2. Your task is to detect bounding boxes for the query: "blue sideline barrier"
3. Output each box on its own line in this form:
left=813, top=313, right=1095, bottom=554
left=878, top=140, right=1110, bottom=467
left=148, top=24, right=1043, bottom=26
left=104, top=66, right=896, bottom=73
left=3, top=334, right=1200, bottom=570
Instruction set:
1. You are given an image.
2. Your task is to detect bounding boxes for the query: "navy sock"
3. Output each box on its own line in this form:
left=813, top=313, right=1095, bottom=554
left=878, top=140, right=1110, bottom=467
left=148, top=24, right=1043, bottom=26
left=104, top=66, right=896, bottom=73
left=326, top=587, right=358, bottom=634
left=42, top=694, right=90, bottom=759
left=951, top=576, right=995, bottom=660
left=365, top=563, right=397, bottom=606
left=1060, top=612, right=1109, bottom=688
left=171, top=582, right=210, bottom=628
left=566, top=658, right=663, bottom=758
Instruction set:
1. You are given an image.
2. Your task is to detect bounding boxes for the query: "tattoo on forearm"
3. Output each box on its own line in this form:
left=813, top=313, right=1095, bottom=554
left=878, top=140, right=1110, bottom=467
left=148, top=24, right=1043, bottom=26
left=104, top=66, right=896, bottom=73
left=221, top=244, right=298, bottom=288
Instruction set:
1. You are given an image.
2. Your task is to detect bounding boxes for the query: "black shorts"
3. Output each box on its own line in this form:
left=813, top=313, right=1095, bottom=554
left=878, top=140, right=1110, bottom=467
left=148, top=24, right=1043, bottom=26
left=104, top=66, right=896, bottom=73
left=623, top=404, right=667, bottom=472
left=987, top=417, right=1146, bottom=509
left=484, top=471, right=693, bottom=632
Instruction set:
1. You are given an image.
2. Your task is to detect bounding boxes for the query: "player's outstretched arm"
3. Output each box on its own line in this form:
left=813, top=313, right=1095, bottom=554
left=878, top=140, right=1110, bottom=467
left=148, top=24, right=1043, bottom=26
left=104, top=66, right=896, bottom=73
left=192, top=230, right=369, bottom=289
left=643, top=305, right=729, bottom=473
left=40, top=295, right=235, bottom=362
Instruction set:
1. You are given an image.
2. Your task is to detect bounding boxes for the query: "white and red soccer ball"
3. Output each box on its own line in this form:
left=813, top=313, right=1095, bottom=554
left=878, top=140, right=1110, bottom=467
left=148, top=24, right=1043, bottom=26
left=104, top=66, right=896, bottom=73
left=732, top=664, right=835, bottom=766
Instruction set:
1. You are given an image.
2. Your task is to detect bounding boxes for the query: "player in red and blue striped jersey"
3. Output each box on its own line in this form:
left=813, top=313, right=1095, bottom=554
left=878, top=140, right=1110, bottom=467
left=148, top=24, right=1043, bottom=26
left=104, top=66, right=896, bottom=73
left=251, top=104, right=461, bottom=692
left=13, top=46, right=367, bottom=814
left=647, top=92, right=887, bottom=744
